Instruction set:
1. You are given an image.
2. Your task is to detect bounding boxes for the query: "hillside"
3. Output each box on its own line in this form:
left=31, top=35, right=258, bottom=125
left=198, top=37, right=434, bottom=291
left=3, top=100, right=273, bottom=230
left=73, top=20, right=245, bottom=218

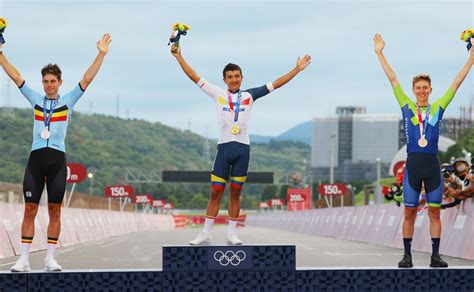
left=0, top=108, right=310, bottom=208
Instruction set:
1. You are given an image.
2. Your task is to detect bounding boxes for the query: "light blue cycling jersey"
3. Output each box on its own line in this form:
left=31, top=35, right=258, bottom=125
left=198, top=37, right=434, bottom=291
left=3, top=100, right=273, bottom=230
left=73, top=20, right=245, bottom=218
left=19, top=81, right=84, bottom=152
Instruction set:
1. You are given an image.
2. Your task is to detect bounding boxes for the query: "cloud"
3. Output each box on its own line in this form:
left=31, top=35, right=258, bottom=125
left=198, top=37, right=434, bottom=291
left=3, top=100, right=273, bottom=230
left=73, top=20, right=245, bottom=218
left=0, top=0, right=472, bottom=137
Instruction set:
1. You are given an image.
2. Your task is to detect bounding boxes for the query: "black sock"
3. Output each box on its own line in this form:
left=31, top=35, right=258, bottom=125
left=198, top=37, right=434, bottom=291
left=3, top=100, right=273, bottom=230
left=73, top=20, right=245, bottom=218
left=403, top=238, right=412, bottom=255
left=432, top=238, right=440, bottom=255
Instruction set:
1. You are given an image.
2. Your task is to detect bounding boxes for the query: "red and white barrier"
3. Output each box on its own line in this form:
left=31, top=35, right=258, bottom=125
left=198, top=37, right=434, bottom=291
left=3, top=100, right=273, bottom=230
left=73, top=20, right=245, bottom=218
left=0, top=203, right=175, bottom=259
left=246, top=198, right=474, bottom=260
left=0, top=204, right=15, bottom=258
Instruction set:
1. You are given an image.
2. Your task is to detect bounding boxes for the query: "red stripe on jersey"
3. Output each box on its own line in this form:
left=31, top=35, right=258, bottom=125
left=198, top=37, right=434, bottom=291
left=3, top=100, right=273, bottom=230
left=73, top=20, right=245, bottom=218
left=241, top=98, right=251, bottom=105
left=35, top=115, right=67, bottom=122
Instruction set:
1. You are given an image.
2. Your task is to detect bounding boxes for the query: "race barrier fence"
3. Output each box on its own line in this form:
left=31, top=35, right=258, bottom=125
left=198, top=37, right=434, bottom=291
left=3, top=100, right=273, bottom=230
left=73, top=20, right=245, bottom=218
left=247, top=198, right=474, bottom=260
left=0, top=203, right=175, bottom=259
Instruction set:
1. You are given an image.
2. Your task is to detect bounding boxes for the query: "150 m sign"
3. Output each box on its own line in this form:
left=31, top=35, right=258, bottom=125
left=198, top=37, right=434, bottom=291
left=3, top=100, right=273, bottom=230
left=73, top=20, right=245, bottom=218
left=104, top=185, right=134, bottom=198
left=318, top=184, right=348, bottom=196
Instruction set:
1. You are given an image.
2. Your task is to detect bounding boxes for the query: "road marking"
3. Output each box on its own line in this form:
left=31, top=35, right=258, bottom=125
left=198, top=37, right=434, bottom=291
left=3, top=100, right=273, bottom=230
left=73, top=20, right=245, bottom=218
left=324, top=251, right=403, bottom=256
left=101, top=235, right=132, bottom=248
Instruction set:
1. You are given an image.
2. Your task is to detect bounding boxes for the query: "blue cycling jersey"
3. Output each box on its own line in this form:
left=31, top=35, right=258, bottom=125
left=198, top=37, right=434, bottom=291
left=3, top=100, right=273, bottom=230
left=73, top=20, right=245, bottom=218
left=19, top=81, right=84, bottom=152
left=393, top=84, right=455, bottom=154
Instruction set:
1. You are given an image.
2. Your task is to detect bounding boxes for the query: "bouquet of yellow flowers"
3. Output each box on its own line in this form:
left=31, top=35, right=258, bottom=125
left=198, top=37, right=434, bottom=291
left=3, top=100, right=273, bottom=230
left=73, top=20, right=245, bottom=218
left=460, top=29, right=473, bottom=51
left=172, top=22, right=191, bottom=32
left=168, top=22, right=190, bottom=52
left=0, top=17, right=7, bottom=44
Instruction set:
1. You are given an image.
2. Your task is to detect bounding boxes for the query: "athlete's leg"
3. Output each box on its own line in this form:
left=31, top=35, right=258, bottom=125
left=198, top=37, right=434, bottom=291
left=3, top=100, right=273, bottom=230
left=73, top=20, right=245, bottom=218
left=226, top=144, right=249, bottom=245
left=21, top=152, right=45, bottom=240
left=20, top=203, right=39, bottom=251
left=402, top=207, right=417, bottom=238
left=43, top=149, right=66, bottom=269
left=401, top=162, right=422, bottom=239
left=228, top=186, right=242, bottom=220
left=190, top=145, right=230, bottom=245
left=207, top=144, right=230, bottom=218
left=45, top=149, right=67, bottom=239
left=206, top=187, right=225, bottom=218
left=189, top=186, right=225, bottom=245
left=424, top=166, right=443, bottom=239
left=427, top=207, right=441, bottom=238
left=227, top=144, right=249, bottom=220
left=227, top=185, right=244, bottom=245
left=399, top=156, right=423, bottom=267
left=424, top=164, right=447, bottom=266
left=11, top=203, right=38, bottom=272
left=46, top=204, right=61, bottom=245
left=12, top=152, right=44, bottom=272
left=427, top=207, right=447, bottom=267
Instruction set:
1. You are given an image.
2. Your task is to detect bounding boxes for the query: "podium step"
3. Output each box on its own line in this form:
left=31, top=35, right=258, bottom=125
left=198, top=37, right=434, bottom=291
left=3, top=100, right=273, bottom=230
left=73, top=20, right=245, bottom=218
left=163, top=245, right=296, bottom=271
left=2, top=267, right=474, bottom=290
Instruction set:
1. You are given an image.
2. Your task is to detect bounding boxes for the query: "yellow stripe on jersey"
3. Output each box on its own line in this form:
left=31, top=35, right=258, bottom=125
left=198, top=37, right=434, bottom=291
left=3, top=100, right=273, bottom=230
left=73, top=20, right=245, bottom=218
left=218, top=97, right=228, bottom=106
left=34, top=109, right=68, bottom=118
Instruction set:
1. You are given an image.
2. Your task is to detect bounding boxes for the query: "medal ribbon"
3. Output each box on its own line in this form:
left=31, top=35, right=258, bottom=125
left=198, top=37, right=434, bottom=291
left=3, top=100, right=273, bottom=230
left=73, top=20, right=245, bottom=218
left=43, top=97, right=59, bottom=128
left=227, top=90, right=242, bottom=122
left=416, top=103, right=430, bottom=139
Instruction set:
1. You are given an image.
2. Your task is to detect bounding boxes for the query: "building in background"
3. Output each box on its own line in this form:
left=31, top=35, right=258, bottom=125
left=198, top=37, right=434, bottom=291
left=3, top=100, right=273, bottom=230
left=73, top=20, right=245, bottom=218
left=311, top=107, right=399, bottom=182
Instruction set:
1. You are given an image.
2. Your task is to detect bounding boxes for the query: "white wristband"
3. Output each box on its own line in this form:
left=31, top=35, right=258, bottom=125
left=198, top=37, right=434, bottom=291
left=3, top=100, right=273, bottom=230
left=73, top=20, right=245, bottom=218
left=266, top=82, right=275, bottom=92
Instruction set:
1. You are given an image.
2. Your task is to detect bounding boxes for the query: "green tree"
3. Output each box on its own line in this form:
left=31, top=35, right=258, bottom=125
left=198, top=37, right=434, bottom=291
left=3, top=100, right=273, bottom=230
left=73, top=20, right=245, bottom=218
left=261, top=184, right=279, bottom=201
left=188, top=193, right=209, bottom=209
left=439, top=144, right=464, bottom=164
left=241, top=195, right=258, bottom=209
left=166, top=195, right=179, bottom=208
left=278, top=185, right=289, bottom=199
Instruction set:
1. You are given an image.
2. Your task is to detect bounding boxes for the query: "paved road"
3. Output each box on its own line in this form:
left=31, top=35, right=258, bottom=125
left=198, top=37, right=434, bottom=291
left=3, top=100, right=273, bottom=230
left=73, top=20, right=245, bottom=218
left=1, top=226, right=472, bottom=271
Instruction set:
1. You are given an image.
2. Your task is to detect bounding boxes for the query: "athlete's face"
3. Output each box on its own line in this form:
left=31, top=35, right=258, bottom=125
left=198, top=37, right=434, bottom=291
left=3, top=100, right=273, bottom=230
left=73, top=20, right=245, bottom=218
left=412, top=80, right=432, bottom=105
left=224, top=70, right=243, bottom=92
left=42, top=74, right=62, bottom=98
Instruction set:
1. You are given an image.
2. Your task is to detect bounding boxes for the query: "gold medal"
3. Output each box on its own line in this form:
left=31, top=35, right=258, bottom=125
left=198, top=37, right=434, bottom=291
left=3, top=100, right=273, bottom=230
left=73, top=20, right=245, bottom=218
left=231, top=125, right=241, bottom=135
left=418, top=138, right=428, bottom=148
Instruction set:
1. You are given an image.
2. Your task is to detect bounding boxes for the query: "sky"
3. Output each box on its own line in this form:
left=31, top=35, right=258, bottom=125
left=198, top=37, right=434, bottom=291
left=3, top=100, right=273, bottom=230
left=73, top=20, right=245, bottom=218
left=0, top=0, right=473, bottom=138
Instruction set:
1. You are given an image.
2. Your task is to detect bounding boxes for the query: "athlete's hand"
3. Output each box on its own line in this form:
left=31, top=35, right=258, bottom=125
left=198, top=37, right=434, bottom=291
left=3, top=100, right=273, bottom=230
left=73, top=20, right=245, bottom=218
left=470, top=39, right=474, bottom=62
left=296, top=55, right=311, bottom=72
left=97, top=33, right=112, bottom=55
left=373, top=33, right=385, bottom=54
left=444, top=187, right=455, bottom=197
left=445, top=187, right=461, bottom=198
left=171, top=44, right=181, bottom=57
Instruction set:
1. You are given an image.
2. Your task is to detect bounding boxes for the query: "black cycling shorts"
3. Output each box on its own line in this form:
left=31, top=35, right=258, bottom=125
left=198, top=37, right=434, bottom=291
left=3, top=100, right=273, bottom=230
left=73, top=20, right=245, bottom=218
left=23, top=147, right=67, bottom=205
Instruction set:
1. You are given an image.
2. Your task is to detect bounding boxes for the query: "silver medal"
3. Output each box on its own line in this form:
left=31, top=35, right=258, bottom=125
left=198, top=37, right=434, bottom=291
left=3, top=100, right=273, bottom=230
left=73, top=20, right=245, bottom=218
left=40, top=128, right=50, bottom=140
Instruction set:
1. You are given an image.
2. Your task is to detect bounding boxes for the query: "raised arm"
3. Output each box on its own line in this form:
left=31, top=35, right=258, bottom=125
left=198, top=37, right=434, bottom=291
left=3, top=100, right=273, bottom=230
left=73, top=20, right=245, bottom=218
left=0, top=44, right=24, bottom=87
left=450, top=39, right=474, bottom=92
left=374, top=33, right=399, bottom=87
left=271, top=55, right=311, bottom=89
left=79, top=33, right=112, bottom=91
left=171, top=44, right=201, bottom=83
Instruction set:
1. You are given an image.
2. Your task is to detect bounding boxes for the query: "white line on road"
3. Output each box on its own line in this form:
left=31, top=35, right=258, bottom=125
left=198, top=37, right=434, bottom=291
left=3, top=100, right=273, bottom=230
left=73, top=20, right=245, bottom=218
left=324, top=251, right=403, bottom=256
left=101, top=235, right=133, bottom=248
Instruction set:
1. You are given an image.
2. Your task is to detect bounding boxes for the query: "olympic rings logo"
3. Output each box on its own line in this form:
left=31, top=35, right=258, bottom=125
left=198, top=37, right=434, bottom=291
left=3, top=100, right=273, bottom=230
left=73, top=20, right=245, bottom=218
left=213, top=250, right=247, bottom=266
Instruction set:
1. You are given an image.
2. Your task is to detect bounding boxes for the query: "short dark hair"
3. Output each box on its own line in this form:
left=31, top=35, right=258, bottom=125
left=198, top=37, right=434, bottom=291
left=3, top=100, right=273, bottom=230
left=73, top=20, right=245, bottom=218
left=41, top=63, right=62, bottom=80
left=222, top=63, right=242, bottom=78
